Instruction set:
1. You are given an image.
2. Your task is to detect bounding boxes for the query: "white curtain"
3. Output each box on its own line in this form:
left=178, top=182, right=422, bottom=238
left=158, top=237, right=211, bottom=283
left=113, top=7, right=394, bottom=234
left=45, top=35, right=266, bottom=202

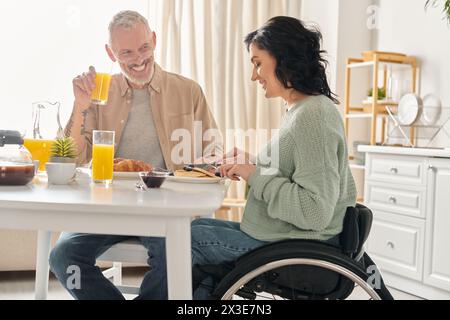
left=147, top=0, right=302, bottom=204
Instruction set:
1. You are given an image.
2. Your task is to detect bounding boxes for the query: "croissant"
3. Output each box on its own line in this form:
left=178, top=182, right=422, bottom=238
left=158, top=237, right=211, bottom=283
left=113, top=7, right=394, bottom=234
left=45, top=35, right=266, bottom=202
left=113, top=159, right=153, bottom=172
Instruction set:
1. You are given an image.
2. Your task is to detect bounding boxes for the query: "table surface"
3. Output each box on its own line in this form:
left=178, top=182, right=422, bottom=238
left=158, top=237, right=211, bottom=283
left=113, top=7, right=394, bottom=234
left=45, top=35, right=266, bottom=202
left=0, top=170, right=229, bottom=300
left=0, top=171, right=228, bottom=217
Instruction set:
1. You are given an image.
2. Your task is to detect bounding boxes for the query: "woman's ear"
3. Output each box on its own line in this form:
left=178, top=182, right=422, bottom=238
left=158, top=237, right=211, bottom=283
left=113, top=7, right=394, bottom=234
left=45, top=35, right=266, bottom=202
left=105, top=44, right=117, bottom=62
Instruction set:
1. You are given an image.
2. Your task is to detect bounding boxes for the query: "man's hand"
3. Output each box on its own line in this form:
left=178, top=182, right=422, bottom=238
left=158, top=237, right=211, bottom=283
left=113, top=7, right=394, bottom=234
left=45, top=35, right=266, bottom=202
left=219, top=164, right=256, bottom=182
left=73, top=66, right=96, bottom=111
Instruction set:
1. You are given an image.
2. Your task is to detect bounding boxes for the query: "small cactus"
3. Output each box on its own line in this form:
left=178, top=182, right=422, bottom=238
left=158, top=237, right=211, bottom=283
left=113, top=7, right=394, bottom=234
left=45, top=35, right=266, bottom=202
left=50, top=137, right=78, bottom=159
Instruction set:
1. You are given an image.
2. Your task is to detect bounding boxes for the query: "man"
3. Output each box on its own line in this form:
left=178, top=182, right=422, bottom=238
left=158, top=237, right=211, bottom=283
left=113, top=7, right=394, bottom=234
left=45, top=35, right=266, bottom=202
left=49, top=10, right=222, bottom=300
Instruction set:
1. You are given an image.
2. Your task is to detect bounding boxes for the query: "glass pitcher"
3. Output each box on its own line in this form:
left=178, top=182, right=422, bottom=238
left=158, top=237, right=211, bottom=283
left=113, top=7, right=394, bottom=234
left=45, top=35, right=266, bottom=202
left=23, top=101, right=63, bottom=171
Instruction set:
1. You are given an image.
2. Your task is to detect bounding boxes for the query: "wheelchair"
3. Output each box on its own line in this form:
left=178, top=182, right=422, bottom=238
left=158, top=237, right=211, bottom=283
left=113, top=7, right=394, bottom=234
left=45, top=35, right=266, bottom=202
left=193, top=204, right=394, bottom=300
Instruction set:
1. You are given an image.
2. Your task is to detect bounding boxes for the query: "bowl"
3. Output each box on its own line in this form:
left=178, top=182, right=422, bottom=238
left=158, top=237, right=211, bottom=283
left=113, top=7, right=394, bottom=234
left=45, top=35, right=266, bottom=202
left=139, top=171, right=168, bottom=189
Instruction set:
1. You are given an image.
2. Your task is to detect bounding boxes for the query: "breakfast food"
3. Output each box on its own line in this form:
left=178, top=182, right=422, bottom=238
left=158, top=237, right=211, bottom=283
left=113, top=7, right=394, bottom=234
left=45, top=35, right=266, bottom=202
left=174, top=166, right=218, bottom=179
left=113, top=159, right=153, bottom=172
left=140, top=172, right=167, bottom=188
left=174, top=170, right=208, bottom=178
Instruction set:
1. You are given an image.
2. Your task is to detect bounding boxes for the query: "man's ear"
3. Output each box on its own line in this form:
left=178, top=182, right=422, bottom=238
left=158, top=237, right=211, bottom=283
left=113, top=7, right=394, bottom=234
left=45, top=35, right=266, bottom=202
left=105, top=44, right=117, bottom=62
left=152, top=31, right=157, bottom=48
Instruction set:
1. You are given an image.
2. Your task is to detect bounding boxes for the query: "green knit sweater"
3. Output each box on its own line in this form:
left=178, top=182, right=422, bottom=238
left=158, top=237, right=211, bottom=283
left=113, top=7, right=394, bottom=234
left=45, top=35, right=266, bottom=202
left=242, top=95, right=356, bottom=242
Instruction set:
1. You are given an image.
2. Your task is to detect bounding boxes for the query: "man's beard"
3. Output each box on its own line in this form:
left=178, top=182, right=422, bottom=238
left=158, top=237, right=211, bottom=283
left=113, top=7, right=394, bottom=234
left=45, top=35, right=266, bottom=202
left=120, top=58, right=154, bottom=86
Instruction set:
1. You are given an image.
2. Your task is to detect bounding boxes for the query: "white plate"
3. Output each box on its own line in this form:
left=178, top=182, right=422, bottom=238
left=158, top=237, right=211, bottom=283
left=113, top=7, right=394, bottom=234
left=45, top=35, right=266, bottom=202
left=422, top=94, right=442, bottom=126
left=166, top=175, right=223, bottom=184
left=113, top=172, right=140, bottom=180
left=397, top=94, right=422, bottom=126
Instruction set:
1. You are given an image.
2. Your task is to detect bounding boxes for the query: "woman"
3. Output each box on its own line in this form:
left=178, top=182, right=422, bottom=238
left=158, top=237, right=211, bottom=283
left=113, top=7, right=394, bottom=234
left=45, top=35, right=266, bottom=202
left=191, top=16, right=357, bottom=299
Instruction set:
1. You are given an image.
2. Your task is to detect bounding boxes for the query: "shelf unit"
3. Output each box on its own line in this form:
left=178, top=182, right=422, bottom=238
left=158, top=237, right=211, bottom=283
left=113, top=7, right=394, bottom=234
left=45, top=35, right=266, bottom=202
left=344, top=52, right=419, bottom=146
left=344, top=52, right=419, bottom=204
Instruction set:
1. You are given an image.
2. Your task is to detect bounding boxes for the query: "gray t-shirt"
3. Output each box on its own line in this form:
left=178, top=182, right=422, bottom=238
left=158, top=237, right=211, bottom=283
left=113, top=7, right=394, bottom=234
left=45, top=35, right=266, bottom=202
left=116, top=89, right=166, bottom=169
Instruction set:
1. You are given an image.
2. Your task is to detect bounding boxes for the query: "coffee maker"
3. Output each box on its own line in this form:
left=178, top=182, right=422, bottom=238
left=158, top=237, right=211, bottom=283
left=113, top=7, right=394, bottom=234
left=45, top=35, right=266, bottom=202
left=0, top=130, right=35, bottom=185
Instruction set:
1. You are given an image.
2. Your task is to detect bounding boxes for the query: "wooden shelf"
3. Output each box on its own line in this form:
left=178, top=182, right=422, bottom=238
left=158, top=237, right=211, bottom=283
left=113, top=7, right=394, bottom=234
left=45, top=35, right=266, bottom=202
left=362, top=100, right=398, bottom=106
left=345, top=51, right=418, bottom=144
left=345, top=113, right=373, bottom=119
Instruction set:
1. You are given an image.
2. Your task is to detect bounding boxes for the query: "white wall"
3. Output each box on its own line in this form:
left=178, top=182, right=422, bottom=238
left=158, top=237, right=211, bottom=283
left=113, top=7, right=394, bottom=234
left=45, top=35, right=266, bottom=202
left=301, top=0, right=340, bottom=92
left=302, top=0, right=373, bottom=200
left=374, top=0, right=450, bottom=147
left=0, top=0, right=149, bottom=135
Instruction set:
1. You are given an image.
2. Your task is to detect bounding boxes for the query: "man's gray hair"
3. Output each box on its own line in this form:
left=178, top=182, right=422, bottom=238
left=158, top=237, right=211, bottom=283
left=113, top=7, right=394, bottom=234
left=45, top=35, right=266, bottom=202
left=108, top=10, right=151, bottom=44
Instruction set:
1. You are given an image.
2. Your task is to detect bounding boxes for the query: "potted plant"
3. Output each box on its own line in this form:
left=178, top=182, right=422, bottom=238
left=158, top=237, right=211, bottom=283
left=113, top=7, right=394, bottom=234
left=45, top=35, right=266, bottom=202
left=425, top=0, right=450, bottom=24
left=366, top=87, right=387, bottom=102
left=46, top=137, right=78, bottom=184
left=49, top=137, right=78, bottom=163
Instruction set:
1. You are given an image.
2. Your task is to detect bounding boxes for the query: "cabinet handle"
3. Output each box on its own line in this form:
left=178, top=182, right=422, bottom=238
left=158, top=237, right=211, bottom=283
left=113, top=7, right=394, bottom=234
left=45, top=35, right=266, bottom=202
left=428, top=165, right=435, bottom=172
left=388, top=196, right=397, bottom=204
left=387, top=241, right=395, bottom=249
left=390, top=167, right=398, bottom=174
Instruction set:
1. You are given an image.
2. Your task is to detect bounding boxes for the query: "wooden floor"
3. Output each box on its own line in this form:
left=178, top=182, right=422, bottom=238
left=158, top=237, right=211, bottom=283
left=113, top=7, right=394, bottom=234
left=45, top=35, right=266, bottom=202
left=0, top=268, right=422, bottom=300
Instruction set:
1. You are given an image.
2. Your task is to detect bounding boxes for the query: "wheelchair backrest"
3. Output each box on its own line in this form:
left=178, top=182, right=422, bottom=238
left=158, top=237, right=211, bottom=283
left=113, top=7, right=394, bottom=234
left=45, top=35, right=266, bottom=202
left=340, top=204, right=373, bottom=258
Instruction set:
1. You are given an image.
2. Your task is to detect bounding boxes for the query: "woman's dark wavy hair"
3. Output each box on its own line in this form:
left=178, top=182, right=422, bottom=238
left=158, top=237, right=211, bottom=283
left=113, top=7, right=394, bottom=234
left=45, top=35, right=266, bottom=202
left=244, top=16, right=339, bottom=104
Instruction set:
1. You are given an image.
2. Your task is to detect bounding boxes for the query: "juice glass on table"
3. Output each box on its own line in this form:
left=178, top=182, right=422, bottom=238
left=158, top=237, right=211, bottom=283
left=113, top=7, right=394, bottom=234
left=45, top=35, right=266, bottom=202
left=92, top=130, right=115, bottom=186
left=23, top=139, right=54, bottom=172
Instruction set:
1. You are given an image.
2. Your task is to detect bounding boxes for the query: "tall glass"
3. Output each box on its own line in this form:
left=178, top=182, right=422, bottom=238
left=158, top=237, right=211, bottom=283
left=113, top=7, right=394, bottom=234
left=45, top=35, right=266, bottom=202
left=92, top=130, right=115, bottom=186
left=91, top=73, right=112, bottom=105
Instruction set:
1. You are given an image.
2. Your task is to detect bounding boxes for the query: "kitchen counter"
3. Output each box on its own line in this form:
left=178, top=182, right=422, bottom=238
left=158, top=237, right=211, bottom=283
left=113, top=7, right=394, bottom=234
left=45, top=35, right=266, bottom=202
left=358, top=145, right=450, bottom=158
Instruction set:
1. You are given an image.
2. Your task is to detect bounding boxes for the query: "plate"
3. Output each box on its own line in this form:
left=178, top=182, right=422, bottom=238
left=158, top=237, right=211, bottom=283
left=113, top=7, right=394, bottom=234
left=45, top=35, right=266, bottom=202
left=422, top=94, right=442, bottom=126
left=397, top=94, right=422, bottom=126
left=166, top=175, right=223, bottom=184
left=113, top=172, right=140, bottom=180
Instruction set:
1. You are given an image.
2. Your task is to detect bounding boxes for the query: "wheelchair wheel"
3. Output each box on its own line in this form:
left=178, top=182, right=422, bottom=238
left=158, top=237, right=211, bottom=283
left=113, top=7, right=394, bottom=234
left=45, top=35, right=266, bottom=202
left=213, top=247, right=392, bottom=300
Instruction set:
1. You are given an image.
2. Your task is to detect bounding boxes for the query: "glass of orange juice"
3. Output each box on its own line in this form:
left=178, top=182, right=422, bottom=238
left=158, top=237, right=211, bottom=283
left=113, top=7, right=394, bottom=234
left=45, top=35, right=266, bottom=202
left=23, top=139, right=54, bottom=171
left=91, top=73, right=112, bottom=105
left=92, top=130, right=115, bottom=186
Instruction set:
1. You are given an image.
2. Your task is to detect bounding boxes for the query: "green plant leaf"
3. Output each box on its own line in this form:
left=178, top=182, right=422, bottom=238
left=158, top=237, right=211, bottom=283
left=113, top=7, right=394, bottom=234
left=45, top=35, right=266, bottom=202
left=50, top=137, right=78, bottom=158
left=367, top=87, right=386, bottom=100
left=425, top=0, right=450, bottom=24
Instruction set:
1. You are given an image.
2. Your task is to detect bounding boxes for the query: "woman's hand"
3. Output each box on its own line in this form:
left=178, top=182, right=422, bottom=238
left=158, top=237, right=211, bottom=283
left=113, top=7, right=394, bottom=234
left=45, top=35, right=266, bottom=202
left=220, top=164, right=256, bottom=182
left=220, top=147, right=256, bottom=166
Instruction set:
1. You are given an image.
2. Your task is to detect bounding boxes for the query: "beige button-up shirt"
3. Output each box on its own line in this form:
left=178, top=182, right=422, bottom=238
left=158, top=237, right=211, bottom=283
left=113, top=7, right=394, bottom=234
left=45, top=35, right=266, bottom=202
left=65, top=64, right=222, bottom=171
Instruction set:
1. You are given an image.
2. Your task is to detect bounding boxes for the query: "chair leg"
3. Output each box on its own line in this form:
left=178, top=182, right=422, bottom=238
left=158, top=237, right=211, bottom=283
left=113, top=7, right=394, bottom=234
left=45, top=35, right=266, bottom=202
left=112, top=262, right=122, bottom=286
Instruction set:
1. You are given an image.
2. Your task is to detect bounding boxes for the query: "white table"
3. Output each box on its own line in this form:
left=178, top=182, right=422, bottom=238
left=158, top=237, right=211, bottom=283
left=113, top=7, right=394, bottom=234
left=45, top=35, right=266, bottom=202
left=0, top=172, right=227, bottom=300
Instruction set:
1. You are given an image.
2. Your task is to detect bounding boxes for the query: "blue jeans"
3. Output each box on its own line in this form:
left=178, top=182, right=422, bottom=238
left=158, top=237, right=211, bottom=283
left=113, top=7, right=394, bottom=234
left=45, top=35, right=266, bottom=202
left=49, top=219, right=340, bottom=300
left=190, top=219, right=340, bottom=299
left=49, top=233, right=168, bottom=300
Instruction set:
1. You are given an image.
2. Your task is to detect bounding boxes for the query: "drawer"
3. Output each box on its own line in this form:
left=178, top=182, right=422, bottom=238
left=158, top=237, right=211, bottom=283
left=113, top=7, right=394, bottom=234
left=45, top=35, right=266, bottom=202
left=365, top=182, right=426, bottom=218
left=366, top=211, right=425, bottom=281
left=366, top=154, right=425, bottom=186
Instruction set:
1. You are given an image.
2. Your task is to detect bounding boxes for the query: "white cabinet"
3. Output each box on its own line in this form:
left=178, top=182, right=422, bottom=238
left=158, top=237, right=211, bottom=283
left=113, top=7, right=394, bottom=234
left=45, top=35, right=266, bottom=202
left=367, top=211, right=425, bottom=281
left=361, top=146, right=450, bottom=299
left=424, top=159, right=450, bottom=292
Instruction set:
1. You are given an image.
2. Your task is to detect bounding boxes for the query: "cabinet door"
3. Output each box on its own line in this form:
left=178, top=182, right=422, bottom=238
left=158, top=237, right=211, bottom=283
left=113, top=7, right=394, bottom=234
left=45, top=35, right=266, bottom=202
left=424, top=159, right=450, bottom=291
left=367, top=211, right=425, bottom=281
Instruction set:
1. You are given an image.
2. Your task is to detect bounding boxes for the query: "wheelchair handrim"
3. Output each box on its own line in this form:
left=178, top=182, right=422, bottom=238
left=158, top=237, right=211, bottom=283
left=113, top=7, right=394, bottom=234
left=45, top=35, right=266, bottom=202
left=220, top=258, right=382, bottom=300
